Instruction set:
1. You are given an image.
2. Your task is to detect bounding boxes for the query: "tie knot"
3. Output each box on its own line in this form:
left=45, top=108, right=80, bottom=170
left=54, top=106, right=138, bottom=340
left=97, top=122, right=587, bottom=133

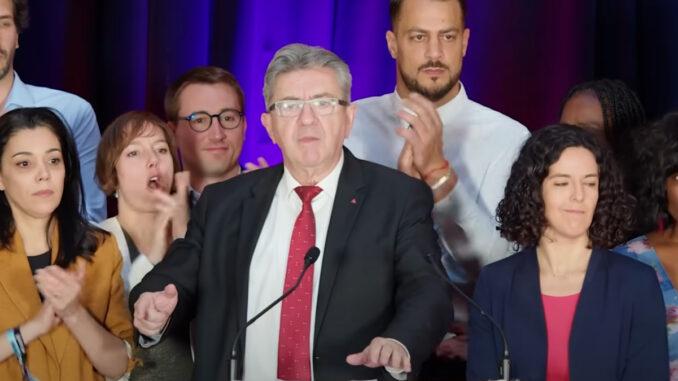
left=295, top=185, right=322, bottom=204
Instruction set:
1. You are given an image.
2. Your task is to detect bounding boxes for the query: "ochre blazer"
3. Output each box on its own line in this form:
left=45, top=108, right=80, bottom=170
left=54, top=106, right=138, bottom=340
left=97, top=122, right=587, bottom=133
left=0, top=229, right=134, bottom=380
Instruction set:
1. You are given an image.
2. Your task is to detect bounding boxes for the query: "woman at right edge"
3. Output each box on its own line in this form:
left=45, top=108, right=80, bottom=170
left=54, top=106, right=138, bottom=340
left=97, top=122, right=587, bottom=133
left=467, top=124, right=668, bottom=381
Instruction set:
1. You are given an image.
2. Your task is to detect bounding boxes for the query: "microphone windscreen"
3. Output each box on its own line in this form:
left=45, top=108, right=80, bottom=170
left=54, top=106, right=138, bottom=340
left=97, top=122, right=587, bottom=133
left=304, top=247, right=321, bottom=266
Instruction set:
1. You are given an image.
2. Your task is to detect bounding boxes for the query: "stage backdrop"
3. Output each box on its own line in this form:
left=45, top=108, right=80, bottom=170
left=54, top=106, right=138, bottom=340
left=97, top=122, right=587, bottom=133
left=15, top=0, right=678, bottom=166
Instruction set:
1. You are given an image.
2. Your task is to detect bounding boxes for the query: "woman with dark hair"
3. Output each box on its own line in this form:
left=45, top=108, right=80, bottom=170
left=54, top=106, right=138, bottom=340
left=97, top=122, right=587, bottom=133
left=614, top=112, right=678, bottom=380
left=0, top=107, right=133, bottom=380
left=560, top=79, right=645, bottom=189
left=467, top=125, right=668, bottom=381
left=560, top=79, right=645, bottom=153
left=96, top=111, right=192, bottom=380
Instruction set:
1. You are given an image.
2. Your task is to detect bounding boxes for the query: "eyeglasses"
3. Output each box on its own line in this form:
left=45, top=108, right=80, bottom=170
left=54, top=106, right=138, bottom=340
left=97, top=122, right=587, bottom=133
left=180, top=109, right=243, bottom=132
left=268, top=97, right=349, bottom=118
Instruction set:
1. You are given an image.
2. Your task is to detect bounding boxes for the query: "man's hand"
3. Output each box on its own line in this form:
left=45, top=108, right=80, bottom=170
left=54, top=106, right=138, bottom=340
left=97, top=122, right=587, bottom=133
left=397, top=142, right=421, bottom=179
left=243, top=156, right=269, bottom=172
left=133, top=284, right=178, bottom=336
left=436, top=335, right=468, bottom=360
left=395, top=93, right=447, bottom=175
left=346, top=337, right=411, bottom=373
left=436, top=322, right=468, bottom=360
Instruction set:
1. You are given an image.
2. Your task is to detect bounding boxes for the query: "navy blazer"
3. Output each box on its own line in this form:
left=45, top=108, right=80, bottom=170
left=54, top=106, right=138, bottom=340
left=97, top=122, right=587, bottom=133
left=467, top=247, right=668, bottom=381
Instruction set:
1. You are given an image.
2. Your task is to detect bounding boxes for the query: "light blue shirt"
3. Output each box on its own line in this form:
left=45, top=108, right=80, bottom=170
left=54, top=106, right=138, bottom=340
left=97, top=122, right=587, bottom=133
left=5, top=72, right=106, bottom=222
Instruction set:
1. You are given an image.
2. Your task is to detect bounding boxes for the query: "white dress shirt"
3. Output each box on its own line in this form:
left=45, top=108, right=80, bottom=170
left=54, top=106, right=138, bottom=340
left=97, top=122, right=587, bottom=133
left=345, top=85, right=530, bottom=274
left=97, top=216, right=154, bottom=295
left=244, top=153, right=407, bottom=381
left=243, top=154, right=342, bottom=381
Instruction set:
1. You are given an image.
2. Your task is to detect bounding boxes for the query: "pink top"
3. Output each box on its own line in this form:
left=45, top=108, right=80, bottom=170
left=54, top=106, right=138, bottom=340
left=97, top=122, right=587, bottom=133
left=542, top=293, right=580, bottom=381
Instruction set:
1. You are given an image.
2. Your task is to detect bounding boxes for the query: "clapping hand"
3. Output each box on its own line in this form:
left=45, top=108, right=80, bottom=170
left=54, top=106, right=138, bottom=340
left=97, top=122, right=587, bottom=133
left=243, top=156, right=269, bottom=172
left=395, top=93, right=447, bottom=176
left=147, top=171, right=191, bottom=264
left=34, top=261, right=86, bottom=322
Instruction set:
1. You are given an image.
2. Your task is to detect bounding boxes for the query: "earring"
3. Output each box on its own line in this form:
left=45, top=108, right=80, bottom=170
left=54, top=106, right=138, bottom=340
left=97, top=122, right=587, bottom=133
left=113, top=191, right=118, bottom=199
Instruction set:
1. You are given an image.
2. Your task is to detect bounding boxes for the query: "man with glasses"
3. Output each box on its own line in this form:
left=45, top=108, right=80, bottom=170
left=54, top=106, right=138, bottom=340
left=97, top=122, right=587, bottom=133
left=131, top=43, right=450, bottom=381
left=165, top=66, right=247, bottom=205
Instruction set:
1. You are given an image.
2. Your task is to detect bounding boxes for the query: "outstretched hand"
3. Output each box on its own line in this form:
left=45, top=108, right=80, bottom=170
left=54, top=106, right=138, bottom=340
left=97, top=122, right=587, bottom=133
left=133, top=284, right=178, bottom=336
left=346, top=337, right=411, bottom=373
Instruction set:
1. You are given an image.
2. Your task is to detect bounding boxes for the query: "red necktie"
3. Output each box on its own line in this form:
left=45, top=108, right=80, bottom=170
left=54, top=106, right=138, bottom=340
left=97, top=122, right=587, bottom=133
left=277, top=185, right=322, bottom=381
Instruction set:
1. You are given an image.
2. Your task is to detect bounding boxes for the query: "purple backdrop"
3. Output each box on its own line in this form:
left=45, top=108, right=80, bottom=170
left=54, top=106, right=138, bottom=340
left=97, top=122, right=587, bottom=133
left=14, top=0, right=678, bottom=167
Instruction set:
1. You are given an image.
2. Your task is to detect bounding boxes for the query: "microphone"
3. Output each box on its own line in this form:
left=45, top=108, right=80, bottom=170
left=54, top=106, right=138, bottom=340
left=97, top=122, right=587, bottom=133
left=426, top=253, right=517, bottom=381
left=229, top=246, right=321, bottom=381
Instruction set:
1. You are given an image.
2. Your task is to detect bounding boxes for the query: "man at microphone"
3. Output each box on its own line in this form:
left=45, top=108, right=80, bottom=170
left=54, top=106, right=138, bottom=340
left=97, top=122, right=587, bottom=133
left=129, top=43, right=451, bottom=381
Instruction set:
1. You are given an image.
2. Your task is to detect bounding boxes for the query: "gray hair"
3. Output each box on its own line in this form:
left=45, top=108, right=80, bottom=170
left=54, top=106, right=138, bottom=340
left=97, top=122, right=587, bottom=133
left=263, top=43, right=352, bottom=108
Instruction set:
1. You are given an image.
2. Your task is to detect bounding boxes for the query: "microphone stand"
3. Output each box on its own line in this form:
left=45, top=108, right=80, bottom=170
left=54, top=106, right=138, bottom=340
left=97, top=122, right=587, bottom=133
left=228, top=247, right=321, bottom=381
left=427, top=253, right=518, bottom=381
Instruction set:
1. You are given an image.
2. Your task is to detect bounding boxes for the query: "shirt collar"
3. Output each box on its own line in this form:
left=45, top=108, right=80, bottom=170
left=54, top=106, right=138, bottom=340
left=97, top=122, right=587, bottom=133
left=5, top=72, right=35, bottom=110
left=280, top=152, right=344, bottom=203
left=189, top=187, right=201, bottom=206
left=188, top=166, right=243, bottom=205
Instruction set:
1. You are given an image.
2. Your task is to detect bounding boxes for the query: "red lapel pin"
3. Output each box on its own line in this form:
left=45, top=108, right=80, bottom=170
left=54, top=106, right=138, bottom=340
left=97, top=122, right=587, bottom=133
left=350, top=197, right=357, bottom=204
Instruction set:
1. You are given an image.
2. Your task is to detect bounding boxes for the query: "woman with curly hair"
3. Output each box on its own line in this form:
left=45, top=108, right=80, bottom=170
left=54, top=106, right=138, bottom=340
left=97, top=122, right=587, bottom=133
left=614, top=113, right=678, bottom=380
left=467, top=125, right=668, bottom=381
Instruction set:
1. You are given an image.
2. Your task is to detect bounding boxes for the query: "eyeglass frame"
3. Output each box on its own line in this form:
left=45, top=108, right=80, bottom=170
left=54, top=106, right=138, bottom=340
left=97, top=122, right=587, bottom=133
left=267, top=97, right=349, bottom=117
left=179, top=109, right=244, bottom=133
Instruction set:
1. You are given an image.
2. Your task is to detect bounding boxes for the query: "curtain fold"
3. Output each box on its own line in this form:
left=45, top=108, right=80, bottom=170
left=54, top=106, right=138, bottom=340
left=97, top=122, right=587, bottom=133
left=14, top=0, right=678, bottom=166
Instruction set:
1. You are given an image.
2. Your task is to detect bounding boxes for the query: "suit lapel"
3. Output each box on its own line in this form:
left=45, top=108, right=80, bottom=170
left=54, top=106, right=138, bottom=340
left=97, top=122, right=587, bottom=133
left=511, top=248, right=547, bottom=378
left=0, top=232, right=43, bottom=322
left=234, top=167, right=283, bottom=325
left=569, top=248, right=606, bottom=376
left=314, top=150, right=366, bottom=339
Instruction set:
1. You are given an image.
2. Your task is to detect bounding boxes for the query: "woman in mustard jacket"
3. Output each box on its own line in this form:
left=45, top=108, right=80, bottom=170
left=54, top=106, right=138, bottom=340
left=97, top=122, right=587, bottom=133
left=0, top=107, right=133, bottom=380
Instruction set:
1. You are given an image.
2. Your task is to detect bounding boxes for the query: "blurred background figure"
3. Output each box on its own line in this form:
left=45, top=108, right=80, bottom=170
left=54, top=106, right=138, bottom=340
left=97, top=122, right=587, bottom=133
left=96, top=111, right=192, bottom=380
left=560, top=79, right=646, bottom=185
left=0, top=0, right=106, bottom=221
left=615, top=112, right=678, bottom=380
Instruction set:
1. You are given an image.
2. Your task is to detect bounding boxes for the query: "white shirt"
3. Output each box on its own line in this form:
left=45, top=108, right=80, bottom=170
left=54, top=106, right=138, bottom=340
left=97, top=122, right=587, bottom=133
left=243, top=155, right=342, bottom=381
left=244, top=153, right=407, bottom=380
left=345, top=85, right=529, bottom=273
left=97, top=216, right=154, bottom=295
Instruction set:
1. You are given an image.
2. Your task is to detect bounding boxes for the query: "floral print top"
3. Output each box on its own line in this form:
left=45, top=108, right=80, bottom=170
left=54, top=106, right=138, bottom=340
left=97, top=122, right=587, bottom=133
left=615, top=235, right=678, bottom=380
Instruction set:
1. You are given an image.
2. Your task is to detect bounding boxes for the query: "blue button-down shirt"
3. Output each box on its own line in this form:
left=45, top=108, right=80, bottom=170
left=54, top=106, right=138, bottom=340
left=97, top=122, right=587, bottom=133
left=5, top=72, right=106, bottom=222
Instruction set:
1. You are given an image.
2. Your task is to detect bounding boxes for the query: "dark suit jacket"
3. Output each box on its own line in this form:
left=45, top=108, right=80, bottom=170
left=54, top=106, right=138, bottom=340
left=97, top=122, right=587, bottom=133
left=467, top=247, right=669, bottom=381
left=130, top=149, right=451, bottom=380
